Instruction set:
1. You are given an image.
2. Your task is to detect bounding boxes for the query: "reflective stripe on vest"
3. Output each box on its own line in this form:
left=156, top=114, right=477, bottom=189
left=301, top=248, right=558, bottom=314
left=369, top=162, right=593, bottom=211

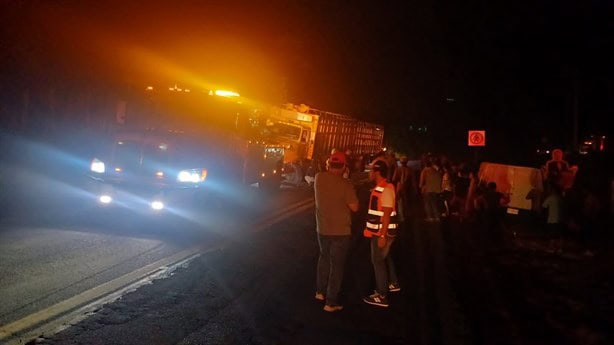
left=368, top=209, right=397, bottom=217
left=366, top=222, right=398, bottom=230
left=365, top=180, right=399, bottom=231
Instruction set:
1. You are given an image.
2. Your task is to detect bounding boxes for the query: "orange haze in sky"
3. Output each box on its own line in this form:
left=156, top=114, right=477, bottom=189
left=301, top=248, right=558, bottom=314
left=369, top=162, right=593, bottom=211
left=20, top=2, right=326, bottom=107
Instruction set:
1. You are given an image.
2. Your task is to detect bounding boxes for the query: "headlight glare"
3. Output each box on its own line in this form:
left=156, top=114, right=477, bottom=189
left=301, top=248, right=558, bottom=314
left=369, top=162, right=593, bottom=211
left=99, top=195, right=112, bottom=204
left=91, top=159, right=105, bottom=173
left=177, top=169, right=207, bottom=183
left=151, top=201, right=164, bottom=210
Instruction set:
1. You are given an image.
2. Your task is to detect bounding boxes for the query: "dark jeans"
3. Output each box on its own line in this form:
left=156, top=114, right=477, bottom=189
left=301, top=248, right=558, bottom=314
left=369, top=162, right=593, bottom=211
left=424, top=192, right=440, bottom=219
left=397, top=195, right=409, bottom=223
left=317, top=234, right=351, bottom=306
left=370, top=235, right=398, bottom=297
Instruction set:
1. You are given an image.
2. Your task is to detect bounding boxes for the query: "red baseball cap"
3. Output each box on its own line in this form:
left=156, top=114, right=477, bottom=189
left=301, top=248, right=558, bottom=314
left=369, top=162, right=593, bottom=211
left=329, top=151, right=347, bottom=165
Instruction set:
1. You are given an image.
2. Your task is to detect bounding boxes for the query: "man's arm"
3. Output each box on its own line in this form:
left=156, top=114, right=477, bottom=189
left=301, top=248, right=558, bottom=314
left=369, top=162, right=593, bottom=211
left=378, top=185, right=395, bottom=237
left=346, top=182, right=359, bottom=212
left=392, top=168, right=400, bottom=184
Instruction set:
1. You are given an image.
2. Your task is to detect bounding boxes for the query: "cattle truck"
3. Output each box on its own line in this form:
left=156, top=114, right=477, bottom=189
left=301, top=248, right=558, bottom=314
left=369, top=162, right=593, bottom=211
left=262, top=103, right=384, bottom=164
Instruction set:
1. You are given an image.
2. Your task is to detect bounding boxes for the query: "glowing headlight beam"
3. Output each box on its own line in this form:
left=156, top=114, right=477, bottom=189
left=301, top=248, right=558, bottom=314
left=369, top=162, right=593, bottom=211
left=177, top=169, right=207, bottom=183
left=151, top=201, right=164, bottom=210
left=91, top=159, right=105, bottom=173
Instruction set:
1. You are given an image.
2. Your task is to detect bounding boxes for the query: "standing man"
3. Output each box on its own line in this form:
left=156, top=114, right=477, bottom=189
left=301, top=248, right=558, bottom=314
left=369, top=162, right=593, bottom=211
left=419, top=154, right=443, bottom=222
left=363, top=160, right=400, bottom=308
left=314, top=151, right=359, bottom=312
left=544, top=148, right=577, bottom=191
left=392, top=155, right=415, bottom=222
left=385, top=151, right=398, bottom=181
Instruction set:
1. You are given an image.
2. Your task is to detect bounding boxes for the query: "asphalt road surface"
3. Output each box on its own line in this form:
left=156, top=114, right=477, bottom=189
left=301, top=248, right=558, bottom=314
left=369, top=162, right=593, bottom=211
left=2, top=168, right=613, bottom=345
left=13, top=195, right=614, bottom=345
left=10, top=194, right=476, bottom=345
left=3, top=189, right=472, bottom=345
left=0, top=172, right=312, bottom=335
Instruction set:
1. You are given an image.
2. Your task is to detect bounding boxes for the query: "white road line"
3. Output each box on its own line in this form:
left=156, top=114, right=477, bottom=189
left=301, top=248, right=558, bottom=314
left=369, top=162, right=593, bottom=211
left=0, top=245, right=206, bottom=344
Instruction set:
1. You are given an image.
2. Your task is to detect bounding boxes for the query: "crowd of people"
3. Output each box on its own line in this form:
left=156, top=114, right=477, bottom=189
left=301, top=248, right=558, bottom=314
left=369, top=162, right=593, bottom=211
left=310, top=147, right=612, bottom=312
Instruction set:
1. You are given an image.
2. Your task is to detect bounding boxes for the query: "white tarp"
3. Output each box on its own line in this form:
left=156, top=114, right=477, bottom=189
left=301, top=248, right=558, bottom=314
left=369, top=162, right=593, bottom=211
left=478, top=162, right=544, bottom=211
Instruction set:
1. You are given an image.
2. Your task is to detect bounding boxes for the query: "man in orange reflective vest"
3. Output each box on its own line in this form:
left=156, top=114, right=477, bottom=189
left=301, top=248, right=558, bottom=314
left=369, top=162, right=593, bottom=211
left=363, top=159, right=400, bottom=308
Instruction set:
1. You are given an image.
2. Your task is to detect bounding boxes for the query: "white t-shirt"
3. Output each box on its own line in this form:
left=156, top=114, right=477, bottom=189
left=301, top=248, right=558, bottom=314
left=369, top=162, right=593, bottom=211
left=380, top=183, right=395, bottom=208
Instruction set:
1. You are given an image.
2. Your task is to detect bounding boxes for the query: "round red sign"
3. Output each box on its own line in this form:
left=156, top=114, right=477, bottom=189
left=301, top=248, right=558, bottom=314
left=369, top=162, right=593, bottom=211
left=468, top=130, right=486, bottom=146
left=470, top=132, right=484, bottom=144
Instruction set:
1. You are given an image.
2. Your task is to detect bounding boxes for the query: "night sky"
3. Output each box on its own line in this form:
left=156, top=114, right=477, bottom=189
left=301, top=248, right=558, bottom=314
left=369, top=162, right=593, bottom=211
left=1, top=1, right=612, bottom=158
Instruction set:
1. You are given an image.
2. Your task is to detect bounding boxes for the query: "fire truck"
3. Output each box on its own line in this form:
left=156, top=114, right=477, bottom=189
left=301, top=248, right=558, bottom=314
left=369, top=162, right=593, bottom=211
left=86, top=85, right=285, bottom=213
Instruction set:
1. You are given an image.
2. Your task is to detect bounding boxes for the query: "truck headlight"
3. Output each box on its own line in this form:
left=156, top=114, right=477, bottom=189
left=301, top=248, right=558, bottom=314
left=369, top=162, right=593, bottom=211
left=91, top=158, right=105, bottom=173
left=151, top=201, right=164, bottom=210
left=177, top=169, right=207, bottom=183
left=99, top=195, right=112, bottom=204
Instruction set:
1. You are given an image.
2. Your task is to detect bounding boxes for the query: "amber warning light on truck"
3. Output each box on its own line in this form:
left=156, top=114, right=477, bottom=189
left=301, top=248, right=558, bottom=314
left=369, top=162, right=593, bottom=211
left=209, top=90, right=240, bottom=98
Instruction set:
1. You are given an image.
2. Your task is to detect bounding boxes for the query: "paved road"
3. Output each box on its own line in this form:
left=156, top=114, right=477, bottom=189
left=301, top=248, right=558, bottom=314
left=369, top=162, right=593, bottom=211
left=20, top=195, right=483, bottom=345
left=0, top=174, right=313, bottom=330
left=7, top=189, right=612, bottom=345
left=0, top=227, right=169, bottom=325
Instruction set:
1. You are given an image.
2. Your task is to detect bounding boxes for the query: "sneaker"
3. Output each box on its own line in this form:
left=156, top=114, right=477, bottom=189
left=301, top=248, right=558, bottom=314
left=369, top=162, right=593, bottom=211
left=315, top=292, right=325, bottom=301
left=323, top=304, right=343, bottom=312
left=388, top=283, right=401, bottom=292
left=363, top=292, right=389, bottom=307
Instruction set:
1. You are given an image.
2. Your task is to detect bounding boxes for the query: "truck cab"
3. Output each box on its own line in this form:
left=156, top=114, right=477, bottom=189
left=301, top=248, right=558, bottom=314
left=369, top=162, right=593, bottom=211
left=87, top=128, right=226, bottom=213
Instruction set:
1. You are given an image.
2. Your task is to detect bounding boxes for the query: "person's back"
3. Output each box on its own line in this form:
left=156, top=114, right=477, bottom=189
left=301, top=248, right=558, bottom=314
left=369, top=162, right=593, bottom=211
left=313, top=152, right=358, bottom=312
left=386, top=153, right=397, bottom=181
left=419, top=157, right=443, bottom=221
left=421, top=165, right=442, bottom=193
left=393, top=159, right=413, bottom=195
left=392, top=157, right=413, bottom=222
left=314, top=171, right=356, bottom=236
left=454, top=175, right=471, bottom=198
left=484, top=188, right=503, bottom=211
left=481, top=182, right=509, bottom=241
